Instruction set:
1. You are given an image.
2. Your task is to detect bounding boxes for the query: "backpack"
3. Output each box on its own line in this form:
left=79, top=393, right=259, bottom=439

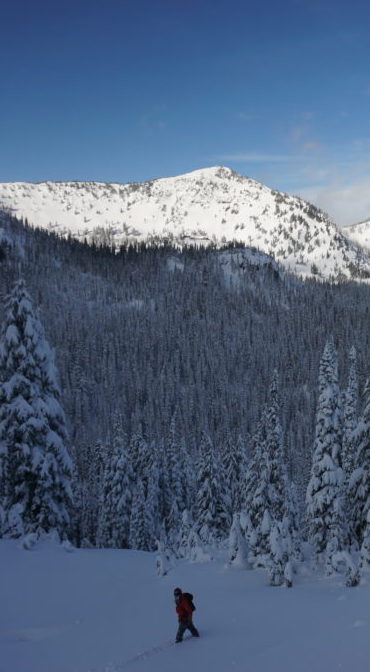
left=183, top=592, right=196, bottom=612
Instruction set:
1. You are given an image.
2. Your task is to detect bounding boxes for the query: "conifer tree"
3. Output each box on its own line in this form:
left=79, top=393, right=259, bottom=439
left=260, top=508, right=273, bottom=559
left=267, top=521, right=285, bottom=586
left=235, top=434, right=248, bottom=512
left=243, top=407, right=269, bottom=536
left=0, top=279, right=72, bottom=539
left=129, top=479, right=148, bottom=550
left=342, top=347, right=359, bottom=485
left=343, top=554, right=360, bottom=587
left=69, top=456, right=83, bottom=546
left=164, top=413, right=184, bottom=541
left=83, top=439, right=105, bottom=545
left=228, top=513, right=251, bottom=569
left=360, top=510, right=370, bottom=570
left=129, top=427, right=150, bottom=494
left=349, top=378, right=370, bottom=548
left=221, top=436, right=243, bottom=518
left=99, top=420, right=134, bottom=548
left=177, top=508, right=194, bottom=558
left=244, top=372, right=298, bottom=561
left=194, top=432, right=229, bottom=545
left=306, top=339, right=346, bottom=568
left=187, top=527, right=212, bottom=562
left=179, top=435, right=196, bottom=512
left=145, top=442, right=163, bottom=549
left=155, top=537, right=172, bottom=576
left=265, top=370, right=296, bottom=528
left=284, top=560, right=293, bottom=588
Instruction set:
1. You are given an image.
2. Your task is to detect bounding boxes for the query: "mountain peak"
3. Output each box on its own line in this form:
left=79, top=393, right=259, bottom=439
left=0, top=167, right=369, bottom=281
left=176, top=165, right=234, bottom=179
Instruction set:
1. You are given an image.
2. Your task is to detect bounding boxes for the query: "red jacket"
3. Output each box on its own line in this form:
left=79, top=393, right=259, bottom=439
left=176, top=594, right=193, bottom=622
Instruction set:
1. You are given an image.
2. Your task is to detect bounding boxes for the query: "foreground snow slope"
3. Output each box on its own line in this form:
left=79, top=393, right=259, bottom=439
left=2, top=539, right=370, bottom=672
left=1, top=166, right=369, bottom=280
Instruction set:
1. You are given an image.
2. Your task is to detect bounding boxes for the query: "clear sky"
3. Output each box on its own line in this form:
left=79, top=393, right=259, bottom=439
left=1, top=0, right=370, bottom=224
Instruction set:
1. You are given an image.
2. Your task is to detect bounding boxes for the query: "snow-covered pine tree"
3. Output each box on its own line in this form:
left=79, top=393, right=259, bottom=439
left=129, top=427, right=150, bottom=495
left=243, top=407, right=269, bottom=540
left=129, top=479, right=149, bottom=551
left=284, top=560, right=293, bottom=588
left=341, top=346, right=359, bottom=548
left=260, top=508, right=273, bottom=561
left=343, top=554, right=360, bottom=587
left=234, top=434, right=248, bottom=512
left=264, top=370, right=299, bottom=553
left=349, top=377, right=370, bottom=549
left=0, top=502, right=5, bottom=537
left=267, top=521, right=285, bottom=586
left=81, top=438, right=105, bottom=545
left=264, top=370, right=289, bottom=522
left=179, top=435, right=196, bottom=513
left=244, top=372, right=299, bottom=562
left=221, top=436, right=242, bottom=519
left=0, top=279, right=72, bottom=539
left=194, top=431, right=229, bottom=546
left=164, top=413, right=185, bottom=545
left=187, top=527, right=212, bottom=562
left=69, top=455, right=83, bottom=546
left=360, top=510, right=370, bottom=571
left=342, top=346, right=359, bottom=484
left=248, top=526, right=259, bottom=563
left=155, top=537, right=172, bottom=576
left=145, top=442, right=162, bottom=549
left=177, top=508, right=194, bottom=558
left=99, top=419, right=134, bottom=548
left=239, top=509, right=253, bottom=542
left=306, top=338, right=346, bottom=570
left=228, top=512, right=251, bottom=569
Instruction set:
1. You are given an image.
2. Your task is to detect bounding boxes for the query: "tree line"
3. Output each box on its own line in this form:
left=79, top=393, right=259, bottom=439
left=1, top=214, right=370, bottom=585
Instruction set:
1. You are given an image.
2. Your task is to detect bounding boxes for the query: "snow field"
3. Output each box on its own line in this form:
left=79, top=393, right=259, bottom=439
left=1, top=166, right=369, bottom=280
left=2, top=540, right=370, bottom=672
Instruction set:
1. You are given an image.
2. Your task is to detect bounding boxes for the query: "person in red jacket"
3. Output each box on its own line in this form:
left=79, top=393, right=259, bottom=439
left=174, top=587, right=199, bottom=643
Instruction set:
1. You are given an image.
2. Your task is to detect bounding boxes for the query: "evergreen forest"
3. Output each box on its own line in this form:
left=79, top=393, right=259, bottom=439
left=2, top=212, right=370, bottom=585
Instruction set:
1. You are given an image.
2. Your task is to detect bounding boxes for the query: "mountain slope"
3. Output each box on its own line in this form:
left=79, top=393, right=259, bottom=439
left=1, top=166, right=369, bottom=280
left=343, top=218, right=370, bottom=252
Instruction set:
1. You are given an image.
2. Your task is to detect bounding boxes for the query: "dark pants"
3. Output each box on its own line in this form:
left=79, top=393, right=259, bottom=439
left=176, top=619, right=199, bottom=642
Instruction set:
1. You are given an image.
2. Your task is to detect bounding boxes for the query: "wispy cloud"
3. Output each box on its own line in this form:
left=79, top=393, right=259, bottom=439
left=300, top=178, right=370, bottom=226
left=288, top=123, right=324, bottom=156
left=214, top=122, right=370, bottom=225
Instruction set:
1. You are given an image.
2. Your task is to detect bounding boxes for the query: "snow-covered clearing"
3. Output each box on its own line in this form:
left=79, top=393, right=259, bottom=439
left=2, top=539, right=370, bottom=672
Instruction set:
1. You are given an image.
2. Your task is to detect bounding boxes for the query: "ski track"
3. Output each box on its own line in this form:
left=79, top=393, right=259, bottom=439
left=92, top=635, right=196, bottom=672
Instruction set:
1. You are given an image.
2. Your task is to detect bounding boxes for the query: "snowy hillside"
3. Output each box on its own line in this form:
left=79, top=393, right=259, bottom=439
left=2, top=538, right=370, bottom=672
left=343, top=218, right=370, bottom=252
left=1, top=166, right=369, bottom=281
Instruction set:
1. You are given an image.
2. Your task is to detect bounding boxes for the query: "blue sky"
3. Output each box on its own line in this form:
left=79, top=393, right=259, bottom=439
left=1, top=0, right=370, bottom=224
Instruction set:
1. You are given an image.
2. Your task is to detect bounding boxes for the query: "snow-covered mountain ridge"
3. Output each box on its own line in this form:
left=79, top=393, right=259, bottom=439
left=343, top=218, right=370, bottom=252
left=1, top=166, right=369, bottom=281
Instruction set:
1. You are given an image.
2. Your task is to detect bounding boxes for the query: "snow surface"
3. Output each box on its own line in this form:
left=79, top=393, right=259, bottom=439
left=344, top=219, right=370, bottom=252
left=2, top=539, right=370, bottom=672
left=1, top=166, right=369, bottom=281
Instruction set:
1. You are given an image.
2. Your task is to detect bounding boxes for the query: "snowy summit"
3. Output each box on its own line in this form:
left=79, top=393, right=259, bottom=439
left=1, top=166, right=369, bottom=281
